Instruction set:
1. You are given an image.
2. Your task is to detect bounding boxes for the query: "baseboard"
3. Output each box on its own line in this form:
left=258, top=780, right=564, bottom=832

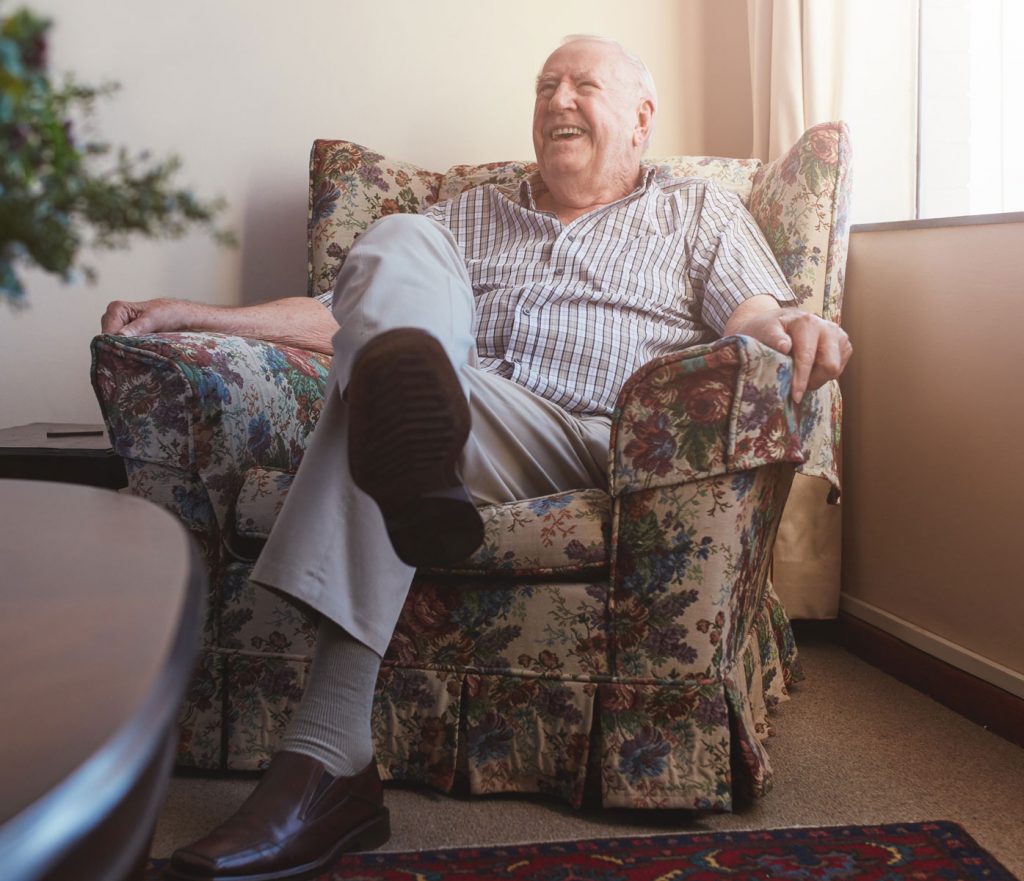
left=839, top=594, right=1024, bottom=699
left=838, top=608, right=1024, bottom=749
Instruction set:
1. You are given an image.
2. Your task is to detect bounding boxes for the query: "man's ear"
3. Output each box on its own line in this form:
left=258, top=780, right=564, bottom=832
left=633, top=99, right=655, bottom=148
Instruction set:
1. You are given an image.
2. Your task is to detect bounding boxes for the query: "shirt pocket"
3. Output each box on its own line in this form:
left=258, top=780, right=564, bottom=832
left=591, top=234, right=681, bottom=309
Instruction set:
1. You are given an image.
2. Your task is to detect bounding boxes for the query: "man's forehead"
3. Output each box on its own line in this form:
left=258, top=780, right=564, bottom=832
left=538, top=42, right=626, bottom=81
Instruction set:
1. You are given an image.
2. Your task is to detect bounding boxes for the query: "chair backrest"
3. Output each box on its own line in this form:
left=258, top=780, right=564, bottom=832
left=308, top=122, right=851, bottom=322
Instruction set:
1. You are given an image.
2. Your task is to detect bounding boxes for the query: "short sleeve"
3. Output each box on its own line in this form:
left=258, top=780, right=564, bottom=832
left=688, top=182, right=796, bottom=334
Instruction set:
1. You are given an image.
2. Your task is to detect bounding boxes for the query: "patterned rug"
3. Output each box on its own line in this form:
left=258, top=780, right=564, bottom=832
left=148, top=820, right=1017, bottom=880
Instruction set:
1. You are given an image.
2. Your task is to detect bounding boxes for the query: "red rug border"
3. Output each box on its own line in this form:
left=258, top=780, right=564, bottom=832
left=148, top=819, right=1018, bottom=880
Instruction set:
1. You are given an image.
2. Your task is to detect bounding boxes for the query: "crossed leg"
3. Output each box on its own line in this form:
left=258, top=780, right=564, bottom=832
left=168, top=214, right=609, bottom=881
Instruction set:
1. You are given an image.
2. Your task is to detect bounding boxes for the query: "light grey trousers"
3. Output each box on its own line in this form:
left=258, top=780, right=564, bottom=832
left=250, top=214, right=610, bottom=655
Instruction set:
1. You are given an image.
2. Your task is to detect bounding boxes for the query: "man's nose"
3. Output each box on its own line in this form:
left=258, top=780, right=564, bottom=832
left=549, top=81, right=576, bottom=109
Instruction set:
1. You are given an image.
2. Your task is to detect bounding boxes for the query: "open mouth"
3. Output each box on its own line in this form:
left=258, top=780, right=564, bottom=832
left=550, top=126, right=586, bottom=141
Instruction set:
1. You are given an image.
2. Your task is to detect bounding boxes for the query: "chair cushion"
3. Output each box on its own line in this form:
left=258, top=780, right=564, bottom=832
left=236, top=468, right=610, bottom=577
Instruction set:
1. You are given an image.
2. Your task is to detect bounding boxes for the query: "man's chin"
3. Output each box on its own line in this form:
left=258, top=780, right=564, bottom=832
left=540, top=152, right=590, bottom=178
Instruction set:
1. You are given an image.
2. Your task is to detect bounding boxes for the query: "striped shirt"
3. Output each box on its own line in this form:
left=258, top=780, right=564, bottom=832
left=425, top=167, right=795, bottom=416
left=323, top=166, right=795, bottom=417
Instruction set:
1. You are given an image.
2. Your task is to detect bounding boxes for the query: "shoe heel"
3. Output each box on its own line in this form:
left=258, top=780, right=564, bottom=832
left=351, top=808, right=391, bottom=852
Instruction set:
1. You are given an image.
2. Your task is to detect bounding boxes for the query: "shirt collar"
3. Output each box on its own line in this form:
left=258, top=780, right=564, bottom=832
left=518, top=164, right=658, bottom=210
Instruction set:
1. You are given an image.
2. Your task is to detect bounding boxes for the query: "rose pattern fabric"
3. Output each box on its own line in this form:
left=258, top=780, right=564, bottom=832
left=308, top=140, right=443, bottom=295
left=89, top=128, right=848, bottom=806
left=612, top=335, right=838, bottom=497
left=652, top=155, right=763, bottom=201
left=748, top=121, right=852, bottom=323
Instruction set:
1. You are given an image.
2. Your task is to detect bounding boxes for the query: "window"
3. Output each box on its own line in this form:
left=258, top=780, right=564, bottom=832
left=918, top=0, right=1024, bottom=219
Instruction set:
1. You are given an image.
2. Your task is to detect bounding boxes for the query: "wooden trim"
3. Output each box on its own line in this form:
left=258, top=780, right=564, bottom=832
left=840, top=613, right=1024, bottom=749
left=852, top=210, right=1024, bottom=233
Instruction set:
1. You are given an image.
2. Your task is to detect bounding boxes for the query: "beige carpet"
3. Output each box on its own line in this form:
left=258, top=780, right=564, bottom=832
left=152, top=632, right=1024, bottom=876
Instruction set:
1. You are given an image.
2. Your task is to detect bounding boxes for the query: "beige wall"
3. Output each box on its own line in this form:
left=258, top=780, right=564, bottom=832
left=698, top=0, right=754, bottom=158
left=841, top=219, right=1024, bottom=683
left=1, top=0, right=733, bottom=426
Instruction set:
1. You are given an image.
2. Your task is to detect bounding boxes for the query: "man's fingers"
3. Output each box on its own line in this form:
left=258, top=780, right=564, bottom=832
left=727, top=307, right=851, bottom=404
left=100, top=299, right=161, bottom=336
left=807, top=329, right=848, bottom=390
left=100, top=301, right=128, bottom=334
left=786, top=317, right=851, bottom=399
left=780, top=313, right=819, bottom=403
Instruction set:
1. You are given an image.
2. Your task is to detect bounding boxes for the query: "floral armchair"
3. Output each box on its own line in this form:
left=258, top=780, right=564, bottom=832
left=90, top=122, right=850, bottom=810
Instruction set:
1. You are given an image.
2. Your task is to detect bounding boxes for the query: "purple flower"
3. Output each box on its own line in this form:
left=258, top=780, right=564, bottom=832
left=618, top=725, right=671, bottom=782
left=564, top=539, right=605, bottom=565
left=694, top=694, right=728, bottom=729
left=467, top=711, right=514, bottom=763
left=247, top=412, right=273, bottom=458
left=357, top=162, right=388, bottom=191
left=310, top=180, right=340, bottom=223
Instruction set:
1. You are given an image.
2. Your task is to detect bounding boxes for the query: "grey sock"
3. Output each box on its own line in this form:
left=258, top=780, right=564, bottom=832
left=280, top=617, right=381, bottom=777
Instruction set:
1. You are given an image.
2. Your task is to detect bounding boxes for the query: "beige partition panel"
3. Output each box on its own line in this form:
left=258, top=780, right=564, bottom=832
left=841, top=217, right=1024, bottom=683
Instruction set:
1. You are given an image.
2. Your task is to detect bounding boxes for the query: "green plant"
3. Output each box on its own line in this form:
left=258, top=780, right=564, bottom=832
left=0, top=6, right=233, bottom=304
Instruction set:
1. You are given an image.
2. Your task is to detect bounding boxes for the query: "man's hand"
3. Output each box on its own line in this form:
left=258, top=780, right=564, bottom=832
left=724, top=296, right=852, bottom=403
left=101, top=298, right=196, bottom=336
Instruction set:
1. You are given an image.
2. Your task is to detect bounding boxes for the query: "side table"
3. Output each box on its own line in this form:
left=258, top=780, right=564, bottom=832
left=0, top=480, right=204, bottom=881
left=0, top=423, right=127, bottom=489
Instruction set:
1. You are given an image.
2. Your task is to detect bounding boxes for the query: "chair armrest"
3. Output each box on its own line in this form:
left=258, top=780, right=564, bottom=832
left=91, top=332, right=331, bottom=530
left=747, top=121, right=852, bottom=323
left=607, top=334, right=838, bottom=686
left=610, top=335, right=839, bottom=498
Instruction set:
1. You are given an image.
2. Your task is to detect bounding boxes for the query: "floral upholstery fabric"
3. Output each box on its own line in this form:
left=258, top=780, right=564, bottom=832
left=308, top=140, right=443, bottom=296
left=90, top=124, right=851, bottom=807
left=651, top=155, right=763, bottom=201
left=236, top=472, right=611, bottom=578
left=748, top=121, right=852, bottom=322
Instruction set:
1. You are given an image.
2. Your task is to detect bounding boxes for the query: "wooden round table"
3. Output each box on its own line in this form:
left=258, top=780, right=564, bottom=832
left=0, top=480, right=204, bottom=881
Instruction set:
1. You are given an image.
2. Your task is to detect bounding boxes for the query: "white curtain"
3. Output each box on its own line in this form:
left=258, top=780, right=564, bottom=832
left=747, top=0, right=919, bottom=216
left=745, top=0, right=918, bottom=617
left=747, top=0, right=847, bottom=162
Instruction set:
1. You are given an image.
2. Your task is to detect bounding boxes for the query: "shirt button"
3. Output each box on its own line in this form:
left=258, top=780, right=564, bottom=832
left=522, top=306, right=530, bottom=315
left=554, top=268, right=563, bottom=276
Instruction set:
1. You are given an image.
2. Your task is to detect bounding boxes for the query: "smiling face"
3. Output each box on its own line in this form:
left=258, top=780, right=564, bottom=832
left=532, top=40, right=654, bottom=209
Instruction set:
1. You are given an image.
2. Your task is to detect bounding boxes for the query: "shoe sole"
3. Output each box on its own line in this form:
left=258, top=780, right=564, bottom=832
left=347, top=328, right=484, bottom=567
left=163, top=808, right=391, bottom=881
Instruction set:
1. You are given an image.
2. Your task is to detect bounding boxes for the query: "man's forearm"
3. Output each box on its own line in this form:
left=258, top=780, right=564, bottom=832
left=101, top=296, right=338, bottom=355
left=199, top=298, right=338, bottom=355
left=722, top=294, right=784, bottom=338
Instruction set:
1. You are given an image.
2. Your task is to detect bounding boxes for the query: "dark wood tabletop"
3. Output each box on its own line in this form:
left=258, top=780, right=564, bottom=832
left=0, top=479, right=204, bottom=880
left=0, top=423, right=127, bottom=488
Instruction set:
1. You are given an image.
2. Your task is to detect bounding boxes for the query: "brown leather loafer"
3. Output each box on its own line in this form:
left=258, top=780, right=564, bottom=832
left=165, top=752, right=389, bottom=881
left=347, top=328, right=484, bottom=567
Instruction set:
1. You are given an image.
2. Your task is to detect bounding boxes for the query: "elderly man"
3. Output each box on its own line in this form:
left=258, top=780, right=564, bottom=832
left=105, top=36, right=850, bottom=881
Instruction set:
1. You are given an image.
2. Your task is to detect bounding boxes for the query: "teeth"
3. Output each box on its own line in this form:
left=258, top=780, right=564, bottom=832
left=551, top=127, right=585, bottom=140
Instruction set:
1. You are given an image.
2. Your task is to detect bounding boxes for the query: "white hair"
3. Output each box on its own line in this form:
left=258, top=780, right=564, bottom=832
left=557, top=34, right=658, bottom=149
